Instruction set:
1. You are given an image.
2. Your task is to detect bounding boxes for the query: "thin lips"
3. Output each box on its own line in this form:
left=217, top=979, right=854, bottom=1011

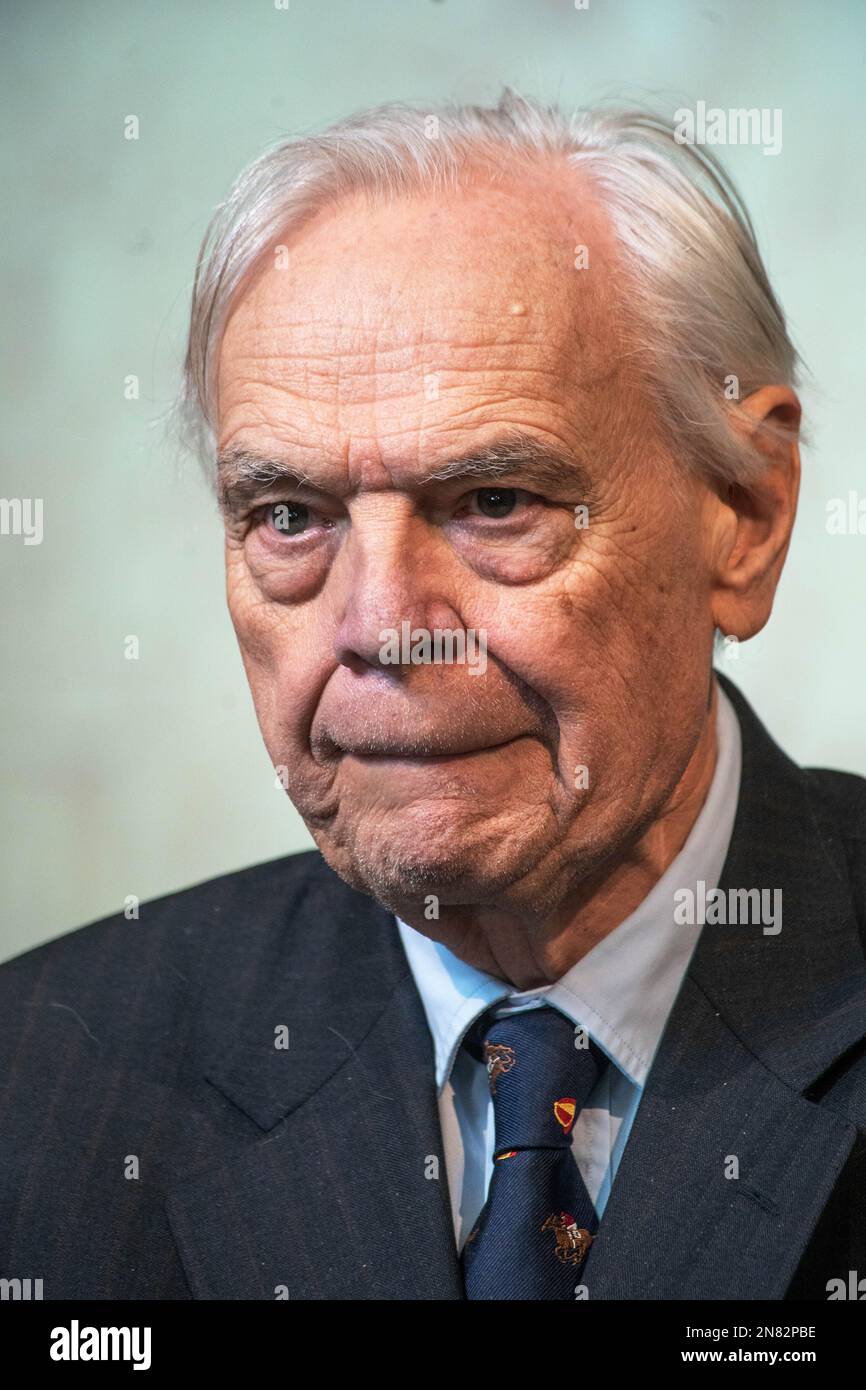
left=321, top=733, right=525, bottom=759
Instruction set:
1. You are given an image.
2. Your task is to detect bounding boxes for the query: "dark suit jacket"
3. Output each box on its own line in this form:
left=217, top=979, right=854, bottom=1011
left=2, top=675, right=866, bottom=1300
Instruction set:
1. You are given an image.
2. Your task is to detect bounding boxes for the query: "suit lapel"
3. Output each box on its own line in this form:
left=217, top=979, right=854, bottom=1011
left=166, top=867, right=462, bottom=1299
left=582, top=674, right=866, bottom=1298
left=581, top=976, right=858, bottom=1298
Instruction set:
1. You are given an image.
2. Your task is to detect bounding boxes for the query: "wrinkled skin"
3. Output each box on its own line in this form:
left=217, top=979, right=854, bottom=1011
left=216, top=158, right=800, bottom=987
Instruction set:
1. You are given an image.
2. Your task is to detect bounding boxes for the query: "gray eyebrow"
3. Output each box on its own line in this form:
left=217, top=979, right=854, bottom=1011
left=217, top=448, right=314, bottom=508
left=419, top=439, right=589, bottom=492
left=216, top=430, right=592, bottom=513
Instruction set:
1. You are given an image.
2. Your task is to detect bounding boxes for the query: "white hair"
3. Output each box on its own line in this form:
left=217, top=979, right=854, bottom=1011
left=178, top=87, right=802, bottom=489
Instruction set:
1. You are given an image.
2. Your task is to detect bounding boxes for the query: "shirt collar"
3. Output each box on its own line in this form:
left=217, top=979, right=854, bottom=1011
left=397, top=679, right=742, bottom=1092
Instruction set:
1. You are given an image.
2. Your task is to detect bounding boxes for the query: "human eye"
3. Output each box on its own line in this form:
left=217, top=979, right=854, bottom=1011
left=267, top=501, right=310, bottom=536
left=257, top=500, right=332, bottom=540
left=460, top=487, right=540, bottom=522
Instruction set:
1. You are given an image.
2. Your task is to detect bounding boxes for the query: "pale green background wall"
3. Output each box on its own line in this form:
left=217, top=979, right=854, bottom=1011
left=2, top=0, right=864, bottom=962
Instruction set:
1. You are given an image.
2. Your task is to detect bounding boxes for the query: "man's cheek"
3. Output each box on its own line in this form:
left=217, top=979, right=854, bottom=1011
left=227, top=561, right=290, bottom=658
left=233, top=609, right=325, bottom=756
left=223, top=589, right=287, bottom=748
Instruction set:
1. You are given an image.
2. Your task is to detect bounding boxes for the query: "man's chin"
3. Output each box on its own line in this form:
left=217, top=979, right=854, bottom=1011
left=312, top=813, right=542, bottom=915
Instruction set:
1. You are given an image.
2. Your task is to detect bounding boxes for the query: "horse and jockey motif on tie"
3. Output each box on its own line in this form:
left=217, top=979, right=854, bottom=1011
left=541, top=1212, right=596, bottom=1265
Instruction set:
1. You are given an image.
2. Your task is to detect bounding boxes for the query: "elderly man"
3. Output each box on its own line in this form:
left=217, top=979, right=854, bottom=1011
left=1, top=90, right=865, bottom=1303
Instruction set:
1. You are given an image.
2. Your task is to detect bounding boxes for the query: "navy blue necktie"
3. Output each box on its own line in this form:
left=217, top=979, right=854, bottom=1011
left=461, top=1005, right=605, bottom=1299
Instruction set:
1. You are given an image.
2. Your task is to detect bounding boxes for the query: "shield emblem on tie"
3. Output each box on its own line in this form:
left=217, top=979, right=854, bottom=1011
left=553, top=1096, right=577, bottom=1134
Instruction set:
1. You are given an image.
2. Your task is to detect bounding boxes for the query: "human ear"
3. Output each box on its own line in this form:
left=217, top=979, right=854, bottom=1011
left=708, top=386, right=801, bottom=641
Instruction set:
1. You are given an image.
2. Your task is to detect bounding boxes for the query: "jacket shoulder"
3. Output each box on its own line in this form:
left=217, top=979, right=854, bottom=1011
left=803, top=766, right=866, bottom=918
left=0, top=848, right=326, bottom=1007
left=804, top=764, right=866, bottom=835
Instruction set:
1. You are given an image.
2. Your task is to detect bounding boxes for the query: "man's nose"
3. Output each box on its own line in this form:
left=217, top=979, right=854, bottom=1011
left=330, top=509, right=456, bottom=672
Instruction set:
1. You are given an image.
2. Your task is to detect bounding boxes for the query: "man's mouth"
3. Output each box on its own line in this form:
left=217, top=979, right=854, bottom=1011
left=332, top=734, right=526, bottom=761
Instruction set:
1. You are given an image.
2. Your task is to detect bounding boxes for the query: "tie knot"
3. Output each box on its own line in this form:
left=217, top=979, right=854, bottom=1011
left=466, top=1005, right=605, bottom=1156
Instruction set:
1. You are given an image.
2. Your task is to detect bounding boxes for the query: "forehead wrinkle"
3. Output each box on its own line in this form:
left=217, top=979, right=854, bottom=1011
left=221, top=170, right=617, bottom=362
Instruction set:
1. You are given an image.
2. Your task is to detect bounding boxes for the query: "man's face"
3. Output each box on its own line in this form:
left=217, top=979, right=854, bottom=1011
left=216, top=163, right=718, bottom=922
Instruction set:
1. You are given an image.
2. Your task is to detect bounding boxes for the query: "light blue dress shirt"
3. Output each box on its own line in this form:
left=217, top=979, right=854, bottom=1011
left=396, top=680, right=742, bottom=1250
